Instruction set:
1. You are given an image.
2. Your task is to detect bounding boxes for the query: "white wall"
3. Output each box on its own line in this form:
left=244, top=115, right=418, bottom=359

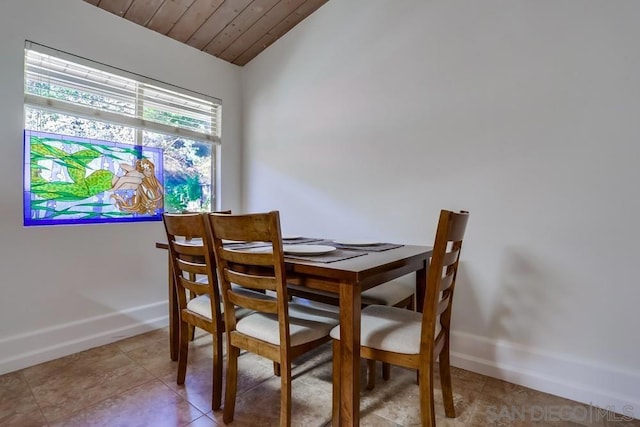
left=0, top=0, right=242, bottom=374
left=242, top=0, right=640, bottom=417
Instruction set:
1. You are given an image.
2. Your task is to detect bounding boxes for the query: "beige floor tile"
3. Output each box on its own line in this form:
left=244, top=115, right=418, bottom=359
left=0, top=371, right=47, bottom=426
left=49, top=379, right=204, bottom=427
left=206, top=344, right=335, bottom=427
left=22, top=344, right=123, bottom=381
left=598, top=409, right=640, bottom=427
left=185, top=413, right=221, bottom=426
left=114, top=328, right=170, bottom=354
left=471, top=387, right=611, bottom=427
left=358, top=364, right=479, bottom=426
left=0, top=371, right=32, bottom=402
left=208, top=374, right=331, bottom=427
left=358, top=412, right=404, bottom=426
left=161, top=348, right=276, bottom=414
left=22, top=344, right=155, bottom=423
left=122, top=336, right=179, bottom=379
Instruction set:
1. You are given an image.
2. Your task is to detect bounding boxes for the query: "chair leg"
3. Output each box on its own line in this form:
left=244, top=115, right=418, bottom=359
left=439, top=344, right=456, bottom=418
left=211, top=330, right=223, bottom=411
left=332, top=340, right=341, bottom=427
left=366, top=359, right=376, bottom=390
left=188, top=290, right=196, bottom=341
left=418, top=362, right=436, bottom=427
left=177, top=320, right=190, bottom=384
left=280, top=360, right=292, bottom=427
left=273, top=361, right=281, bottom=377
left=223, top=345, right=240, bottom=424
left=382, top=362, right=391, bottom=381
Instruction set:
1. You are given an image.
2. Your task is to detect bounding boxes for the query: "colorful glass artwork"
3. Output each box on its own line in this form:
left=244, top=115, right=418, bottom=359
left=24, top=130, right=164, bottom=226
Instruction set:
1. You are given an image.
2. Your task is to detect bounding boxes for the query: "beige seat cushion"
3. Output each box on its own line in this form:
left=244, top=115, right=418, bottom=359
left=235, top=302, right=340, bottom=347
left=361, top=280, right=414, bottom=306
left=186, top=285, right=275, bottom=320
left=288, top=280, right=414, bottom=307
left=330, top=305, right=438, bottom=355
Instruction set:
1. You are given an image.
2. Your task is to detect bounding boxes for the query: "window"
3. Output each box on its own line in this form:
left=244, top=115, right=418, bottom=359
left=23, top=42, right=221, bottom=226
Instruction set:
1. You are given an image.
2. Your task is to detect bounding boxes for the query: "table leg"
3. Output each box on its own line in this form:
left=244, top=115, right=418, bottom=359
left=415, top=259, right=428, bottom=313
left=167, top=251, right=178, bottom=361
left=339, top=281, right=361, bottom=426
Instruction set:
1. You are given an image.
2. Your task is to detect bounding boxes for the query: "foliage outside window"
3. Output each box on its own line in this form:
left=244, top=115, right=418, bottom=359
left=23, top=42, right=221, bottom=226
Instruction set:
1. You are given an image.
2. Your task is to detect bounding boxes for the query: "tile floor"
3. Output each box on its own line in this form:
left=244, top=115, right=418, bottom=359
left=1, top=327, right=638, bottom=427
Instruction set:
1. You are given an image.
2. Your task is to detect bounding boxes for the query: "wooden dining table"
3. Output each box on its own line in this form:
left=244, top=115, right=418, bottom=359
left=156, top=240, right=432, bottom=426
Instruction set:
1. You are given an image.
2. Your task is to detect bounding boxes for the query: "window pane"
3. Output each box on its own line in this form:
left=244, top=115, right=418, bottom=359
left=142, top=85, right=214, bottom=135
left=144, top=131, right=213, bottom=212
left=25, top=50, right=137, bottom=117
left=25, top=107, right=135, bottom=144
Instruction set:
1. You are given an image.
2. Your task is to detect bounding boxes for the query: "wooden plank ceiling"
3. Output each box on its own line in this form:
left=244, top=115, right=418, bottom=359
left=84, top=0, right=329, bottom=66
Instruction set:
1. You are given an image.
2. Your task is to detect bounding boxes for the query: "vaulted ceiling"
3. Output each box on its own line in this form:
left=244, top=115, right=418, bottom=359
left=84, top=0, right=329, bottom=66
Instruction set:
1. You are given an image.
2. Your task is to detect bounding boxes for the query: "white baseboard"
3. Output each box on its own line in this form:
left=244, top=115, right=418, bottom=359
left=0, top=301, right=169, bottom=376
left=450, top=330, right=640, bottom=420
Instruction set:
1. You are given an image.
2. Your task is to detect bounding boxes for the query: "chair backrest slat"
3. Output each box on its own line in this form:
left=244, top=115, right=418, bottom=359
left=224, top=249, right=277, bottom=267
left=441, top=248, right=460, bottom=268
left=177, top=277, right=209, bottom=295
left=436, top=294, right=451, bottom=316
left=439, top=270, right=454, bottom=292
left=433, top=328, right=446, bottom=357
left=447, top=211, right=469, bottom=241
left=175, top=258, right=208, bottom=276
left=172, top=241, right=206, bottom=257
left=228, top=292, right=278, bottom=314
left=224, top=270, right=278, bottom=291
left=211, top=213, right=276, bottom=242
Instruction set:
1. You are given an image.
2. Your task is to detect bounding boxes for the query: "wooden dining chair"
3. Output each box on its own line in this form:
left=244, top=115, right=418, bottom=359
left=330, top=210, right=469, bottom=426
left=163, top=213, right=225, bottom=410
left=288, top=271, right=415, bottom=390
left=206, top=211, right=340, bottom=426
left=162, top=212, right=270, bottom=411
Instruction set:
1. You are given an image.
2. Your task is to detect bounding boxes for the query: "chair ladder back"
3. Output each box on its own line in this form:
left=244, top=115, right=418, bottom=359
left=206, top=211, right=290, bottom=333
left=420, top=210, right=469, bottom=356
left=439, top=240, right=464, bottom=323
left=163, top=213, right=222, bottom=314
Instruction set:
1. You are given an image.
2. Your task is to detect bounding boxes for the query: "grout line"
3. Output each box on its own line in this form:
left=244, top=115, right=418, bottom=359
left=19, top=369, right=51, bottom=426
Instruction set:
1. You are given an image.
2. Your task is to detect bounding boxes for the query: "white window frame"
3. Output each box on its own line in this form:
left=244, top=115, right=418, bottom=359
left=24, top=41, right=221, bottom=213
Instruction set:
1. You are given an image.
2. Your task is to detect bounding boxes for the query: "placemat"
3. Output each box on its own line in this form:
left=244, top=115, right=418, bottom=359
left=281, top=237, right=324, bottom=245
left=224, top=239, right=402, bottom=255
left=336, top=243, right=402, bottom=252
left=314, top=240, right=404, bottom=252
left=223, top=241, right=271, bottom=250
left=284, top=249, right=367, bottom=263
